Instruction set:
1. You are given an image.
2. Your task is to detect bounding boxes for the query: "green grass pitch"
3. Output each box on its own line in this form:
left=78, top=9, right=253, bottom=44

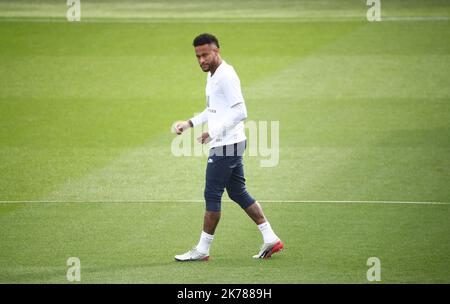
left=0, top=0, right=449, bottom=283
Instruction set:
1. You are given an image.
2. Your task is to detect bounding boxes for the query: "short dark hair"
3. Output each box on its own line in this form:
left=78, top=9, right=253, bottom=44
left=193, top=33, right=220, bottom=48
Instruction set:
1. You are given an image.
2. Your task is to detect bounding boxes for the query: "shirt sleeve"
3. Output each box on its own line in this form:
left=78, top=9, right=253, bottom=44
left=208, top=102, right=247, bottom=139
left=189, top=108, right=208, bottom=127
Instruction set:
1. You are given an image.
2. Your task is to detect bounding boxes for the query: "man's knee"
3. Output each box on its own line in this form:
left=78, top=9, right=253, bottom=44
left=227, top=190, right=255, bottom=210
left=205, top=210, right=221, bottom=220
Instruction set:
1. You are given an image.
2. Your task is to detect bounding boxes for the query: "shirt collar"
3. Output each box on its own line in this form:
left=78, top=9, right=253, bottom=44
left=209, top=59, right=226, bottom=78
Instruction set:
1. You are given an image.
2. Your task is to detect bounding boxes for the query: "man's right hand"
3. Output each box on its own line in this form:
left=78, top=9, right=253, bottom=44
left=174, top=120, right=191, bottom=135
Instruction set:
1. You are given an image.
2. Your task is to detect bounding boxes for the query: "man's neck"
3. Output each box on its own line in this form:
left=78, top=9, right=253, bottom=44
left=210, top=58, right=223, bottom=76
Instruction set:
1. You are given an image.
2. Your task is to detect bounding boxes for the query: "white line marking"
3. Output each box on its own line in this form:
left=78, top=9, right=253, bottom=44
left=0, top=16, right=448, bottom=24
left=382, top=16, right=450, bottom=21
left=0, top=200, right=448, bottom=205
left=265, top=200, right=450, bottom=205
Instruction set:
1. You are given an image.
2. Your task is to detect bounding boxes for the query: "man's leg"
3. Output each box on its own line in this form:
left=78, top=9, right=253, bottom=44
left=244, top=201, right=282, bottom=255
left=190, top=211, right=221, bottom=258
left=226, top=159, right=284, bottom=259
left=203, top=211, right=221, bottom=235
left=243, top=200, right=280, bottom=246
left=175, top=204, right=224, bottom=262
left=243, top=201, right=266, bottom=225
left=194, top=157, right=231, bottom=256
left=175, top=149, right=232, bottom=262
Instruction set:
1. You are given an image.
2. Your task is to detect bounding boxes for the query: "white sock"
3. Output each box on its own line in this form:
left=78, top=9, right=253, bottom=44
left=258, top=222, right=279, bottom=244
left=195, top=231, right=214, bottom=254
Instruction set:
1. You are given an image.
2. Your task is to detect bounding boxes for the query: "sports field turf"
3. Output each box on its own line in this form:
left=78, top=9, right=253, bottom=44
left=0, top=0, right=449, bottom=283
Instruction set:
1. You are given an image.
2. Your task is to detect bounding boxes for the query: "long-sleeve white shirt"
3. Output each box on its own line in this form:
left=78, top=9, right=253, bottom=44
left=190, top=60, right=247, bottom=148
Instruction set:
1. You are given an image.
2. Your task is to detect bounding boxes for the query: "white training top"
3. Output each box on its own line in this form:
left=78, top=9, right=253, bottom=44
left=190, top=60, right=247, bottom=148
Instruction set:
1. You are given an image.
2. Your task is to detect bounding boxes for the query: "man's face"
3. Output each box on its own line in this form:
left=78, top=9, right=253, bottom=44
left=195, top=43, right=219, bottom=72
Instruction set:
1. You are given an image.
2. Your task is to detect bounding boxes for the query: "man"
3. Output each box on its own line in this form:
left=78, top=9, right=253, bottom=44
left=174, top=33, right=283, bottom=261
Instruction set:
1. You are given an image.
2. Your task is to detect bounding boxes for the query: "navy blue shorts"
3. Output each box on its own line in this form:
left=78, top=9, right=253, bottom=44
left=204, top=140, right=256, bottom=212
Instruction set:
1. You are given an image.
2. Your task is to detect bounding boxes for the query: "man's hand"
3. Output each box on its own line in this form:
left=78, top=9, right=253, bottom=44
left=174, top=120, right=191, bottom=135
left=197, top=132, right=211, bottom=144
